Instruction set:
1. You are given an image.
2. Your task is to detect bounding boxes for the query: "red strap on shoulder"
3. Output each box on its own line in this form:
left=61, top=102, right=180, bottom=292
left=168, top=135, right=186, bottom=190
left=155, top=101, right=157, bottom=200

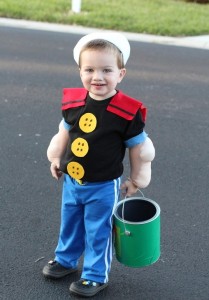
left=61, top=88, right=87, bottom=110
left=107, top=91, right=147, bottom=121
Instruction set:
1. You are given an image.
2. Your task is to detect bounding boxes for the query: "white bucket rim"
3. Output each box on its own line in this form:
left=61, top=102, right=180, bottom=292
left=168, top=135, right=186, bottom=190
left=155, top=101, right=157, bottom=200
left=114, top=197, right=161, bottom=225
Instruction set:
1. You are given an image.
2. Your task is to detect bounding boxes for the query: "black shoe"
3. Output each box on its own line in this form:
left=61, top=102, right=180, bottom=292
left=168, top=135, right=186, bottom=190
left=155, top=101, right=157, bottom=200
left=69, top=279, right=108, bottom=297
left=42, top=260, right=77, bottom=279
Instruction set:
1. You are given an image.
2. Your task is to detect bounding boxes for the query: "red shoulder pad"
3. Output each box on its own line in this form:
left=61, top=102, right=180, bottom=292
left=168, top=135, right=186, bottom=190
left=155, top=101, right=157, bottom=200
left=107, top=91, right=147, bottom=121
left=61, top=88, right=87, bottom=111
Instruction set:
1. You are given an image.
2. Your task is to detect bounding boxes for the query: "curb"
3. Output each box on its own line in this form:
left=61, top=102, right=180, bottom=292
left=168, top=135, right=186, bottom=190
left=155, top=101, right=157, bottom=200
left=0, top=18, right=209, bottom=50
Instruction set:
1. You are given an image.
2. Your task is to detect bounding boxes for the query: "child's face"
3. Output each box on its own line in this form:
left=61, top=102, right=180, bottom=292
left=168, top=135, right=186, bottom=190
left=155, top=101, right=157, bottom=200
left=79, top=49, right=126, bottom=100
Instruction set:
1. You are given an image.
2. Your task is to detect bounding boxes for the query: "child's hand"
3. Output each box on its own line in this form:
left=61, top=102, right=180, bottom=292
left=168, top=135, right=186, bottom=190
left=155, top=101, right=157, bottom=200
left=50, top=161, right=63, bottom=180
left=120, top=179, right=138, bottom=197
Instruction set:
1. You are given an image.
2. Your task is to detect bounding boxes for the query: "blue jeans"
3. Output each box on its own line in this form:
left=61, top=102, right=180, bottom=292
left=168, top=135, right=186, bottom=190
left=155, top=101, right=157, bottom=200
left=55, top=175, right=121, bottom=283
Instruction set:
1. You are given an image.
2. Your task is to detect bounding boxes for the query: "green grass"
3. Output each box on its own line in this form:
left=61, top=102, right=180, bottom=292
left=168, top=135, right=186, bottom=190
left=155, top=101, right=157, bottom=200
left=0, top=0, right=209, bottom=36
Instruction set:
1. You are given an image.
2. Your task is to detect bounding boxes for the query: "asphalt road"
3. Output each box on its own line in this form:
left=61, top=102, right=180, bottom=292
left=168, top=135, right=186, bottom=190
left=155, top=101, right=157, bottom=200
left=0, top=26, right=209, bottom=300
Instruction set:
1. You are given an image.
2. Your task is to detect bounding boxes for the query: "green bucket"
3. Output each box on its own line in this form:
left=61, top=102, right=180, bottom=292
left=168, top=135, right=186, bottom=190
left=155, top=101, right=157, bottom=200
left=114, top=195, right=160, bottom=268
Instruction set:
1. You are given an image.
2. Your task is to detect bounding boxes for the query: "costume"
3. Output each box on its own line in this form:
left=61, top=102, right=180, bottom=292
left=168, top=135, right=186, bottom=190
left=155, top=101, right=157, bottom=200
left=55, top=88, right=147, bottom=283
left=60, top=88, right=147, bottom=182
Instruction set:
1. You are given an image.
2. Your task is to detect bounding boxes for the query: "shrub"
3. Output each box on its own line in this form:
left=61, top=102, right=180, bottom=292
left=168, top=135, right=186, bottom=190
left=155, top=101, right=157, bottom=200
left=183, top=0, right=209, bottom=3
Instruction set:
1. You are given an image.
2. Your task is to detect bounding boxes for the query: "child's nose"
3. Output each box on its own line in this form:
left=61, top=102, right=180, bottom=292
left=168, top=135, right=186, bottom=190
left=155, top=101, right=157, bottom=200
left=93, top=70, right=103, bottom=80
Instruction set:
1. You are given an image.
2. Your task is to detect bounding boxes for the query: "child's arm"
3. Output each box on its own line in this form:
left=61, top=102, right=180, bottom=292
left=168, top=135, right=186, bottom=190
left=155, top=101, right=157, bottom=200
left=121, top=137, right=155, bottom=196
left=47, top=120, right=70, bottom=180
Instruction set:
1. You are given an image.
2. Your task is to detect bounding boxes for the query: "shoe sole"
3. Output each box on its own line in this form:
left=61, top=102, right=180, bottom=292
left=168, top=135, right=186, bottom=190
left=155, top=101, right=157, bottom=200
left=69, top=282, right=108, bottom=297
left=42, top=267, right=77, bottom=279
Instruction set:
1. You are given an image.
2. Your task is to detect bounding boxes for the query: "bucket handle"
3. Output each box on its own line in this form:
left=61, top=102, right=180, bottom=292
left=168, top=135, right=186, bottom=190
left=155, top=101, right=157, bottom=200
left=136, top=189, right=145, bottom=198
left=122, top=201, right=131, bottom=236
left=122, top=189, right=145, bottom=236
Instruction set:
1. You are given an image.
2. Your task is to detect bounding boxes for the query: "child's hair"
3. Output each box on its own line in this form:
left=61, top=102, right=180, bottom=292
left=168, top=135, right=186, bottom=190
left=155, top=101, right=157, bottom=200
left=79, top=39, right=125, bottom=69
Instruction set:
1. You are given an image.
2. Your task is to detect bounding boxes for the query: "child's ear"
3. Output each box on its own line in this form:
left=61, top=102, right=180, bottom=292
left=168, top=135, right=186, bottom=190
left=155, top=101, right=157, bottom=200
left=79, top=68, right=82, bottom=78
left=118, top=68, right=126, bottom=82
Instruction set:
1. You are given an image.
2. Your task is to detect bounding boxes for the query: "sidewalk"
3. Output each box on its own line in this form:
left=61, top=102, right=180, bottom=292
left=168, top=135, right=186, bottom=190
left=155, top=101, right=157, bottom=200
left=0, top=17, right=209, bottom=50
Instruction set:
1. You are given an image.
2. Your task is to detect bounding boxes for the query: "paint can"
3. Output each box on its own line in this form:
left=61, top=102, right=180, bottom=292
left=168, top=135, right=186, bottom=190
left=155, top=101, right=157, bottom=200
left=114, top=193, right=160, bottom=267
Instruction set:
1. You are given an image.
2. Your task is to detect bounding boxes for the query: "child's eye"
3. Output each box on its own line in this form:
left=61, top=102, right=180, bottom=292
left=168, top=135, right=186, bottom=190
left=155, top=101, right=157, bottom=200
left=103, top=69, right=112, bottom=73
left=85, top=68, right=93, bottom=73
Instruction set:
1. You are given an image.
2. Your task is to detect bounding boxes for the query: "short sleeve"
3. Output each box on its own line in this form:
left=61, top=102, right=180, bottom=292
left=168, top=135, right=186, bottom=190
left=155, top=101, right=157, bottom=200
left=62, top=119, right=71, bottom=130
left=125, top=131, right=148, bottom=148
left=123, top=108, right=145, bottom=138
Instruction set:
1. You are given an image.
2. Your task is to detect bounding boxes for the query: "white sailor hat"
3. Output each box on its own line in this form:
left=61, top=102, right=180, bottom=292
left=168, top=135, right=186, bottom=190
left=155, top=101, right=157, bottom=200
left=73, top=32, right=130, bottom=65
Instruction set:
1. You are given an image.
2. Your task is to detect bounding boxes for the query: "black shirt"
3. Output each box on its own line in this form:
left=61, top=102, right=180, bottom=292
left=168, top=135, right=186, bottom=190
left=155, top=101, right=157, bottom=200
left=60, top=93, right=145, bottom=182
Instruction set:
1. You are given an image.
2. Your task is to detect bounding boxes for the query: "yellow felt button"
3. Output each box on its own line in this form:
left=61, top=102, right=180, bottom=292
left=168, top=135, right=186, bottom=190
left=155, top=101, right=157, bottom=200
left=67, top=162, right=85, bottom=179
left=79, top=113, right=97, bottom=133
left=71, top=138, right=89, bottom=157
